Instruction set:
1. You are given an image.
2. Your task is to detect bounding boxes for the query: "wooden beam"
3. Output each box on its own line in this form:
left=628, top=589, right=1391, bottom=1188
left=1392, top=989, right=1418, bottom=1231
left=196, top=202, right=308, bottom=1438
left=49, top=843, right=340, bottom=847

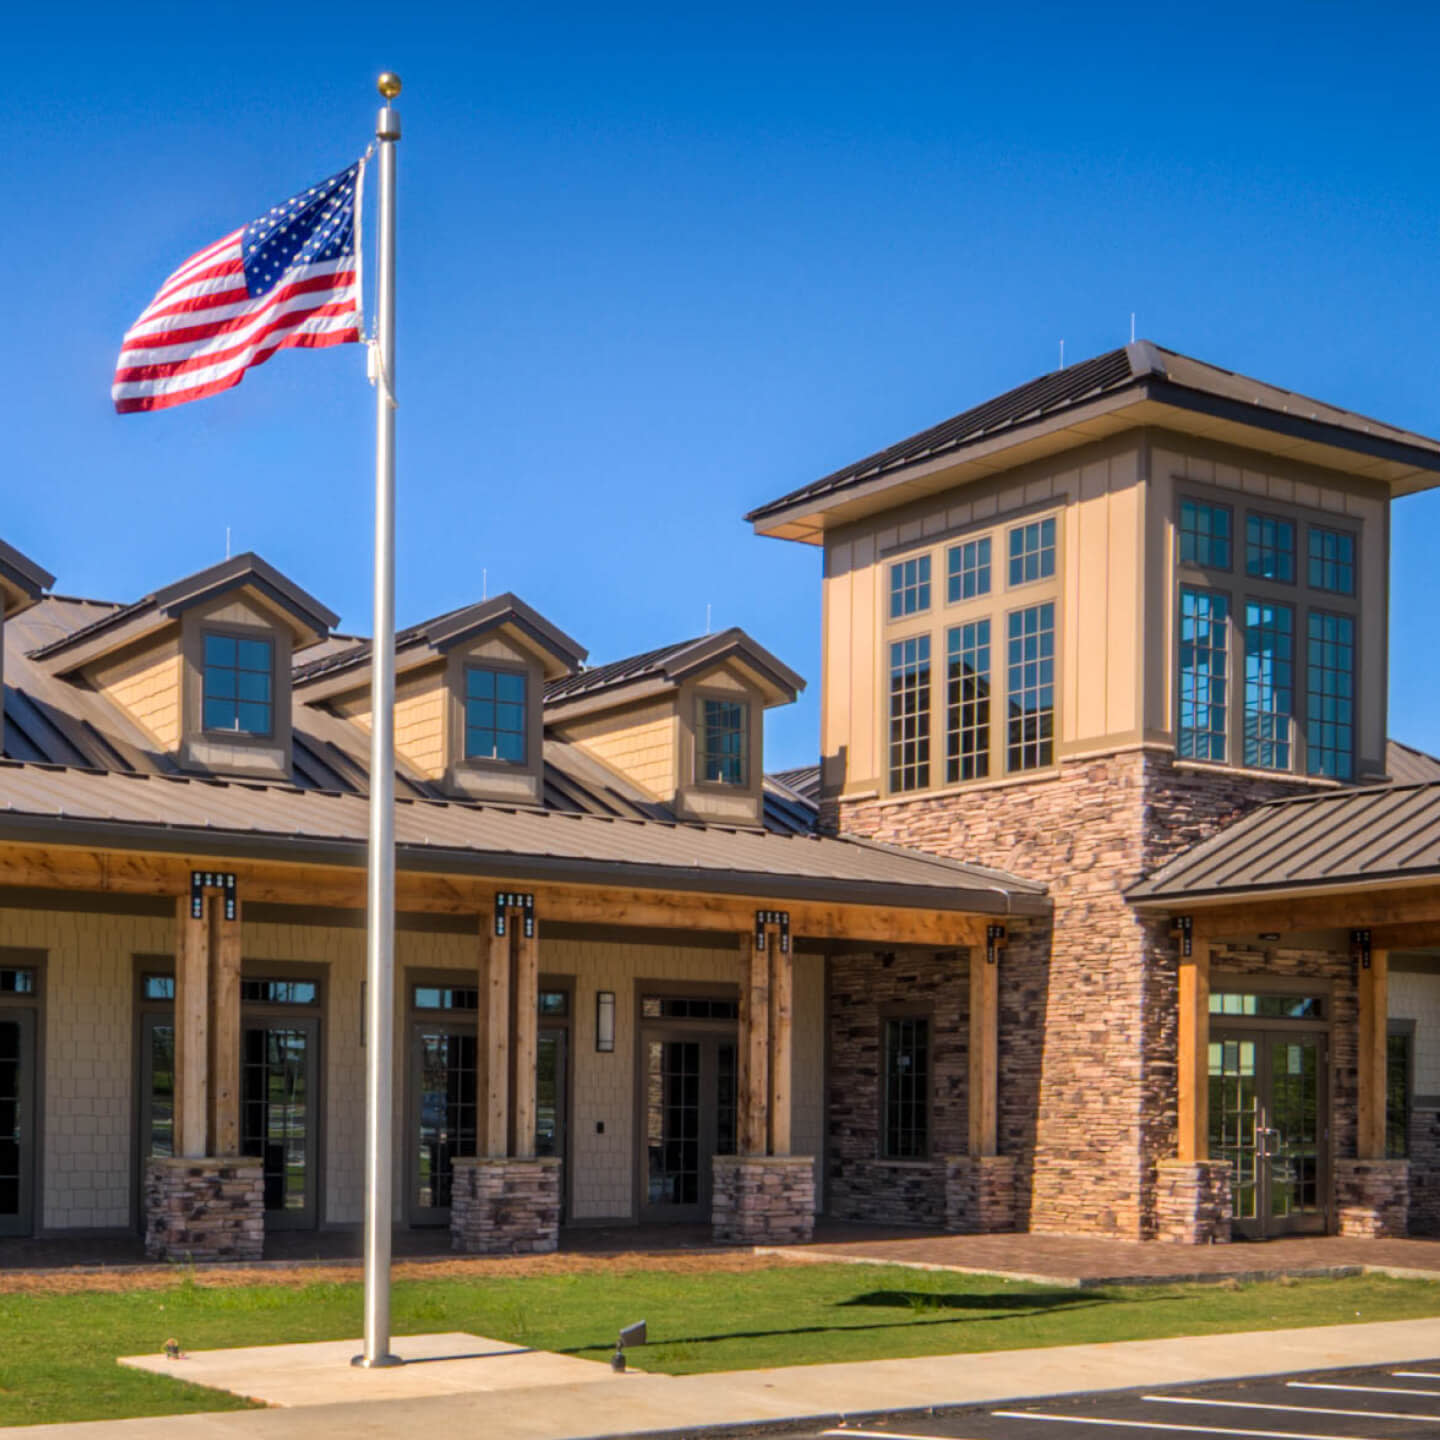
left=1357, top=946, right=1390, bottom=1160
left=480, top=917, right=511, bottom=1157
left=739, top=929, right=771, bottom=1155
left=511, top=910, right=539, bottom=1160
left=1366, top=922, right=1440, bottom=952
left=0, top=841, right=996, bottom=945
left=1157, top=887, right=1440, bottom=939
left=768, top=929, right=793, bottom=1158
left=968, top=946, right=999, bottom=1157
left=174, top=895, right=209, bottom=1158
left=1177, top=933, right=1211, bottom=1163
left=208, top=898, right=243, bottom=1158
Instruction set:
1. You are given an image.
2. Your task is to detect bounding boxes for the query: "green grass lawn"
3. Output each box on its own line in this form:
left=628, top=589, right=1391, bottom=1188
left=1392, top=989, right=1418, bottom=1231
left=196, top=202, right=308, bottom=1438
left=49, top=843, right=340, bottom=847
left=2, top=1266, right=1438, bottom=1428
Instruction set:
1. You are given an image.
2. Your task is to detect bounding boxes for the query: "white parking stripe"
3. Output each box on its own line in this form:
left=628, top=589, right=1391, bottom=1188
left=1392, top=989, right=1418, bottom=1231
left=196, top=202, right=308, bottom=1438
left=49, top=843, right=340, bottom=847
left=819, top=1430, right=948, bottom=1439
left=1393, top=1373, right=1440, bottom=1382
left=991, top=1411, right=1396, bottom=1439
left=1292, top=1381, right=1440, bottom=1399
left=1145, top=1393, right=1440, bottom=1423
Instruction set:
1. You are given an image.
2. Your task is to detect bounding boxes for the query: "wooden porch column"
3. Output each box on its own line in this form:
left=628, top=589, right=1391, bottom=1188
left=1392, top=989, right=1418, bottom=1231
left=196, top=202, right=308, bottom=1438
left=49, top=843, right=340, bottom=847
left=769, top=930, right=794, bottom=1158
left=174, top=895, right=211, bottom=1158
left=1357, top=945, right=1390, bottom=1160
left=738, top=929, right=771, bottom=1155
left=968, top=941, right=999, bottom=1157
left=1177, top=929, right=1212, bottom=1163
left=511, top=909, right=540, bottom=1160
left=480, top=915, right=511, bottom=1157
left=208, top=899, right=243, bottom=1158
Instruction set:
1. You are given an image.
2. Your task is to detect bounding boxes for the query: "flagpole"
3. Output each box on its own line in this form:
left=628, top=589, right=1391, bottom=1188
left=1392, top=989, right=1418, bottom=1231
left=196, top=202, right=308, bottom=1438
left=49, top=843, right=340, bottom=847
left=355, top=70, right=402, bottom=1371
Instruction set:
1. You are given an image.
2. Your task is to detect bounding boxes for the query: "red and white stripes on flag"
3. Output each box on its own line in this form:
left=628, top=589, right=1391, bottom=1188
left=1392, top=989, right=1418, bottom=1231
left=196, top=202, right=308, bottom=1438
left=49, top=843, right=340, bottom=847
left=113, top=161, right=364, bottom=414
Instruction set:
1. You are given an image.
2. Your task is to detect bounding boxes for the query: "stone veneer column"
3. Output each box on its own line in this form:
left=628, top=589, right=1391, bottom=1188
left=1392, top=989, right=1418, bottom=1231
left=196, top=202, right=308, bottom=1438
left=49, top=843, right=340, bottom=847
left=944, top=1154, right=1017, bottom=1233
left=144, top=1156, right=264, bottom=1262
left=1335, top=1158, right=1410, bottom=1238
left=712, top=1155, right=815, bottom=1244
left=450, top=1156, right=561, bottom=1254
left=1153, top=1159, right=1232, bottom=1243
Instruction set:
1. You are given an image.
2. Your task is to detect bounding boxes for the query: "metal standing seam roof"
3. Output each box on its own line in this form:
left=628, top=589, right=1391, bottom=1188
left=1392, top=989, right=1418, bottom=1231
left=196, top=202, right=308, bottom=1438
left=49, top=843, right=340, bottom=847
left=1127, top=781, right=1440, bottom=905
left=1386, top=739, right=1440, bottom=786
left=746, top=340, right=1440, bottom=526
left=0, top=758, right=1047, bottom=914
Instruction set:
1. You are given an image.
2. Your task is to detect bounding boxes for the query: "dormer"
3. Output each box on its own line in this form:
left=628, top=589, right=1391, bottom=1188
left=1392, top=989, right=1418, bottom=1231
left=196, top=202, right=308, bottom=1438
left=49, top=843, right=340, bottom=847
left=295, top=593, right=586, bottom=806
left=31, top=553, right=337, bottom=780
left=545, top=629, right=804, bottom=827
left=0, top=538, right=55, bottom=755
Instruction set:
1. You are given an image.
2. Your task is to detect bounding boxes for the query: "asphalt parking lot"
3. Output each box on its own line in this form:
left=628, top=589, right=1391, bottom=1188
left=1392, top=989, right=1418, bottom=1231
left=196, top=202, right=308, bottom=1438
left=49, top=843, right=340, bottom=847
left=809, top=1359, right=1440, bottom=1439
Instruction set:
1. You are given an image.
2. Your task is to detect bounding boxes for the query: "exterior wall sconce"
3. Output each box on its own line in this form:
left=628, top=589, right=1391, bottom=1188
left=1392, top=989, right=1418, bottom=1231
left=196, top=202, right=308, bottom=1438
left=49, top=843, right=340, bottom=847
left=596, top=990, right=616, bottom=1052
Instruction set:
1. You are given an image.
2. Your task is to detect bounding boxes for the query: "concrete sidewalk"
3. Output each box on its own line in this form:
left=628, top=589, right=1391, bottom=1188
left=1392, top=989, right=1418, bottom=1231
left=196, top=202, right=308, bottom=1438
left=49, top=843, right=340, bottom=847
left=11, top=1316, right=1440, bottom=1439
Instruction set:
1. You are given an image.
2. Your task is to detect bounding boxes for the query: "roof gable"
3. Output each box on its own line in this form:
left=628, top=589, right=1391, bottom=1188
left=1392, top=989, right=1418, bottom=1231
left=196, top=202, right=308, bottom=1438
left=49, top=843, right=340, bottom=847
left=0, top=538, right=54, bottom=617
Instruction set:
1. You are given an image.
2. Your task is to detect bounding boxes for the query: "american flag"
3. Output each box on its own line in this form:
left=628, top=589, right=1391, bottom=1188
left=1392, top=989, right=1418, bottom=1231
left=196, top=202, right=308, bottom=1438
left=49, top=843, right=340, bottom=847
left=113, top=161, right=365, bottom=414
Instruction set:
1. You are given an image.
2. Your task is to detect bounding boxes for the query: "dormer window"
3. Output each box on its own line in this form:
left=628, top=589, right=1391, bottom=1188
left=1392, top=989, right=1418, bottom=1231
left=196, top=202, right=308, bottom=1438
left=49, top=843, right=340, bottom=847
left=202, top=633, right=274, bottom=736
left=464, top=665, right=526, bottom=764
left=699, top=698, right=748, bottom=785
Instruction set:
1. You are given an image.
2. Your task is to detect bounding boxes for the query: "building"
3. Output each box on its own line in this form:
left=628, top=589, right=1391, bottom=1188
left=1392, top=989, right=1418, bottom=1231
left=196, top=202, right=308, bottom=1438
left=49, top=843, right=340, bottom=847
left=4, top=340, right=1440, bottom=1259
left=747, top=340, right=1440, bottom=1243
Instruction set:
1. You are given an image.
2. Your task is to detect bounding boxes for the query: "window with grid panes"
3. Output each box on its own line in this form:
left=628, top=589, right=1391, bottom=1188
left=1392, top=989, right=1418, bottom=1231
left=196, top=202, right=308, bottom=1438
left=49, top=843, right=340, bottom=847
left=1006, top=603, right=1055, bottom=771
left=1007, top=518, right=1056, bottom=586
left=202, top=633, right=273, bottom=735
left=464, top=666, right=526, bottom=763
left=1246, top=513, right=1296, bottom=583
left=1388, top=1030, right=1412, bottom=1160
left=1308, top=527, right=1356, bottom=595
left=882, top=1017, right=929, bottom=1159
left=1180, top=499, right=1232, bottom=569
left=1178, top=589, right=1229, bottom=761
left=946, top=537, right=991, bottom=603
left=945, top=620, right=990, bottom=782
left=1305, top=611, right=1354, bottom=779
left=1244, top=600, right=1294, bottom=769
left=888, top=636, right=931, bottom=791
left=889, top=555, right=931, bottom=619
left=698, top=698, right=747, bottom=785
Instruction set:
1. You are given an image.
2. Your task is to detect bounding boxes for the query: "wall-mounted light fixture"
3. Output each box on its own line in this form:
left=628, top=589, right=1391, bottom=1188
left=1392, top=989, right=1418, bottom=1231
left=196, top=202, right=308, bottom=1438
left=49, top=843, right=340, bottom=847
left=596, top=990, right=616, bottom=1052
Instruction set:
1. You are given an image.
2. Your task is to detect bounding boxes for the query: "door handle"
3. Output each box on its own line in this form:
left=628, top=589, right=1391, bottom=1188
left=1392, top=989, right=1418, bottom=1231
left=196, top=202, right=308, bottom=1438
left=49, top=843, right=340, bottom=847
left=1256, top=1126, right=1280, bottom=1159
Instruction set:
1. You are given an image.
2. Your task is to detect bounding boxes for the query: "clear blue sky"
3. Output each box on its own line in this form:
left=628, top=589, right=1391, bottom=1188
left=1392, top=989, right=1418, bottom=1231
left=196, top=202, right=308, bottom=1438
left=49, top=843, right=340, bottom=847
left=7, top=2, right=1440, bottom=770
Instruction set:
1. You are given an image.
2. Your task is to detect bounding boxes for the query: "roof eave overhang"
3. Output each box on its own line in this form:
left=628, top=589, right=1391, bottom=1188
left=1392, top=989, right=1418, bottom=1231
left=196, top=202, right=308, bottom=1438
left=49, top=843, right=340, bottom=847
left=0, top=812, right=1049, bottom=918
left=0, top=540, right=54, bottom=616
left=750, top=380, right=1440, bottom=544
left=1127, top=871, right=1440, bottom=913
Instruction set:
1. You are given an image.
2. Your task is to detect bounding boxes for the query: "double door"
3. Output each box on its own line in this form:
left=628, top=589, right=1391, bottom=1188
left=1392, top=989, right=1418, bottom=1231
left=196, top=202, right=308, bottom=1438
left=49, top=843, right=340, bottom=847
left=1209, top=1028, right=1328, bottom=1238
left=139, top=1007, right=320, bottom=1230
left=0, top=1009, right=36, bottom=1237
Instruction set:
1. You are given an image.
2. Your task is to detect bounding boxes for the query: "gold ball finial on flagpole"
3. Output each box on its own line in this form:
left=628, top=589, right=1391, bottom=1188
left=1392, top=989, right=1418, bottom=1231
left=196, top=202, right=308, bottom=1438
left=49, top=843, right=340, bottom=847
left=378, top=73, right=402, bottom=100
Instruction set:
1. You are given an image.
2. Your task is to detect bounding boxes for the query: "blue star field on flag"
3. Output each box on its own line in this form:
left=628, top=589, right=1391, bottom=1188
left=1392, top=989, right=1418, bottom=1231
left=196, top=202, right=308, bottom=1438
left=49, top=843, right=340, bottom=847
left=242, top=164, right=360, bottom=299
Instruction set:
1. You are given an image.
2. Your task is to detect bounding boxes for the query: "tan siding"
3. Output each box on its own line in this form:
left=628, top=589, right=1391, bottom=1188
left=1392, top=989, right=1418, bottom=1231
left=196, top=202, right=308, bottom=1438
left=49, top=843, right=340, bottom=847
left=91, top=635, right=182, bottom=749
left=393, top=680, right=446, bottom=777
left=557, top=699, right=678, bottom=800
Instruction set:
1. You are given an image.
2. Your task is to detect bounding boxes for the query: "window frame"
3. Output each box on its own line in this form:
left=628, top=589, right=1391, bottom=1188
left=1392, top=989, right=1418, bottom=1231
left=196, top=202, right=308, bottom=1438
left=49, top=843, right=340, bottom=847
left=945, top=618, right=991, bottom=784
left=1177, top=586, right=1231, bottom=763
left=1006, top=517, right=1057, bottom=589
left=879, top=1009, right=932, bottom=1161
left=199, top=625, right=277, bottom=739
left=888, top=554, right=932, bottom=621
left=1304, top=607, right=1356, bottom=781
left=454, top=657, right=532, bottom=770
left=887, top=632, right=933, bottom=793
left=1178, top=497, right=1234, bottom=572
left=945, top=536, right=992, bottom=605
left=1004, top=599, right=1056, bottom=774
left=696, top=694, right=750, bottom=789
left=1307, top=523, right=1359, bottom=597
left=1245, top=511, right=1298, bottom=586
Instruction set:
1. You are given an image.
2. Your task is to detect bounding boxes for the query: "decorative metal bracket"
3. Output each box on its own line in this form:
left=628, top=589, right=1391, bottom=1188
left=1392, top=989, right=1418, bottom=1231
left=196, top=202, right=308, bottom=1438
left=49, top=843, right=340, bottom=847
left=1174, top=914, right=1194, bottom=958
left=754, top=910, right=791, bottom=953
left=985, top=923, right=1006, bottom=966
left=190, top=870, right=238, bottom=921
left=494, top=892, right=536, bottom=937
left=1351, top=927, right=1372, bottom=971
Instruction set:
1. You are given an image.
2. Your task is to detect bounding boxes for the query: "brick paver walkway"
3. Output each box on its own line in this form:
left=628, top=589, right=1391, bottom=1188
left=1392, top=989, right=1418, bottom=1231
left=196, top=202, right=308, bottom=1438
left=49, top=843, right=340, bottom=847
left=771, top=1230, right=1440, bottom=1286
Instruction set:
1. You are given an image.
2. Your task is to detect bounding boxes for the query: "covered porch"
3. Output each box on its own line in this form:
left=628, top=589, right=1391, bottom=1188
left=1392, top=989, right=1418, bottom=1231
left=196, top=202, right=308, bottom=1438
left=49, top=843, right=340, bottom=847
left=1130, top=781, right=1440, bottom=1245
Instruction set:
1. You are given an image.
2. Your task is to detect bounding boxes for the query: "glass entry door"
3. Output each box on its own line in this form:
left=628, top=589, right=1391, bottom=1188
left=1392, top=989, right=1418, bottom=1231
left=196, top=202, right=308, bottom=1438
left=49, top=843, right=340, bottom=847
left=242, top=1018, right=318, bottom=1229
left=1210, top=1028, right=1328, bottom=1238
left=640, top=1033, right=737, bottom=1222
left=537, top=1026, right=568, bottom=1220
left=409, top=1020, right=477, bottom=1225
left=0, top=1009, right=35, bottom=1238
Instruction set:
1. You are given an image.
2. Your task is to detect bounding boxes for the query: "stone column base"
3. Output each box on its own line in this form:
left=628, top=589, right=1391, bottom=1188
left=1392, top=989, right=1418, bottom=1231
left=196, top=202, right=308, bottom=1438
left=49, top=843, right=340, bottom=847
left=1336, top=1158, right=1410, bottom=1238
left=944, top=1155, right=1017, bottom=1233
left=1154, top=1159, right=1233, bottom=1244
left=450, top=1156, right=561, bottom=1254
left=712, top=1155, right=815, bottom=1245
left=144, top=1156, right=264, bottom=1262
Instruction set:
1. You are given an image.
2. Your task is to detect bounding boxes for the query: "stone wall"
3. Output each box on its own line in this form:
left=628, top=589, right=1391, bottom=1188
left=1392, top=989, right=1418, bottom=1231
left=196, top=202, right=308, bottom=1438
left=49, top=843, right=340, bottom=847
left=1408, top=1107, right=1440, bottom=1237
left=945, top=1154, right=1017, bottom=1233
left=1336, top=1158, right=1410, bottom=1238
left=712, top=1155, right=815, bottom=1244
left=825, top=949, right=968, bottom=1226
left=1153, top=1159, right=1232, bottom=1244
left=837, top=748, right=1314, bottom=1240
left=450, top=1157, right=561, bottom=1254
left=144, top=1156, right=263, bottom=1262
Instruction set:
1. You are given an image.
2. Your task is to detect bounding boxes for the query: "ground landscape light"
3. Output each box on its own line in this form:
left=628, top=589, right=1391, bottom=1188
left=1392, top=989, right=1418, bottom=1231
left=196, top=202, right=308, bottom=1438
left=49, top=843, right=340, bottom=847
left=611, top=1320, right=647, bottom=1372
